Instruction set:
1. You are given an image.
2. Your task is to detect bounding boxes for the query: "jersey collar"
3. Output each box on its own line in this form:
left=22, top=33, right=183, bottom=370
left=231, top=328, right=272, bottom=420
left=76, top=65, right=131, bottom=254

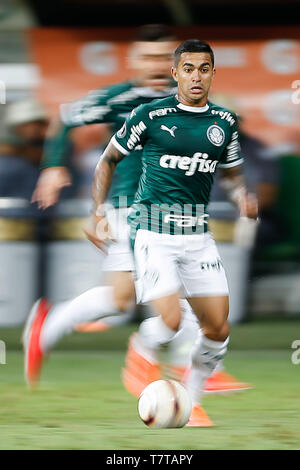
left=176, top=96, right=209, bottom=113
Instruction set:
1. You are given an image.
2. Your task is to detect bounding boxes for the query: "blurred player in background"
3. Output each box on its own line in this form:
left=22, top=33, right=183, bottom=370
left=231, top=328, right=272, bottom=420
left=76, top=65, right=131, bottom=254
left=0, top=99, right=49, bottom=200
left=84, top=38, right=257, bottom=426
left=23, top=25, right=250, bottom=397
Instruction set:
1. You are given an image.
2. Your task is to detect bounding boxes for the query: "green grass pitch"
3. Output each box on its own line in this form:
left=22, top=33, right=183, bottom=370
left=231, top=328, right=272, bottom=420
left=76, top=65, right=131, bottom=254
left=0, top=318, right=299, bottom=450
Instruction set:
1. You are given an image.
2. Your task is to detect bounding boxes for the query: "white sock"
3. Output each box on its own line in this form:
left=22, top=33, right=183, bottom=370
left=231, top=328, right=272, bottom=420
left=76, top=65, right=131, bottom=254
left=185, top=333, right=229, bottom=405
left=168, top=300, right=200, bottom=368
left=213, top=361, right=225, bottom=373
left=136, top=316, right=178, bottom=362
left=168, top=301, right=226, bottom=375
left=41, top=286, right=122, bottom=352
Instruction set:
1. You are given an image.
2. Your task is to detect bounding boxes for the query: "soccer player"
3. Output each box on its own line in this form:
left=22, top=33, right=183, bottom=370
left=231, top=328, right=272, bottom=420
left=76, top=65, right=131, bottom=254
left=23, top=28, right=250, bottom=397
left=83, top=39, right=257, bottom=426
left=24, top=23, right=176, bottom=382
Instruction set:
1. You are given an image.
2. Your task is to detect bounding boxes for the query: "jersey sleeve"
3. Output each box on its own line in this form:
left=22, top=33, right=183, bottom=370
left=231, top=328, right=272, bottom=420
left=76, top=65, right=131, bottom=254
left=111, top=105, right=149, bottom=156
left=40, top=123, right=73, bottom=169
left=218, top=117, right=244, bottom=169
left=60, top=88, right=113, bottom=127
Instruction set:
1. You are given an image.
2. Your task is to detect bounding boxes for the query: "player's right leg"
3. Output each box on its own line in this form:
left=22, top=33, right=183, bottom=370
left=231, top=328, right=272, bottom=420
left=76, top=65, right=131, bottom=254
left=122, top=230, right=181, bottom=397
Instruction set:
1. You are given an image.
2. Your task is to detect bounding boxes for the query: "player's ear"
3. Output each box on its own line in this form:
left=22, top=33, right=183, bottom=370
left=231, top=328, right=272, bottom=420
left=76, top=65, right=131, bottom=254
left=171, top=66, right=178, bottom=82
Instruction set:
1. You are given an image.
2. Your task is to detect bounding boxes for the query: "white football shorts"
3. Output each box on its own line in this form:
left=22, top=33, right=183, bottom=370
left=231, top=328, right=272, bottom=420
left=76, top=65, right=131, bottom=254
left=133, top=229, right=229, bottom=303
left=101, top=207, right=135, bottom=272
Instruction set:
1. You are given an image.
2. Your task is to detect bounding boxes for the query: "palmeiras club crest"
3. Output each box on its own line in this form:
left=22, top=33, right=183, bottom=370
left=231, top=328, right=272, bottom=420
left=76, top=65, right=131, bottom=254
left=206, top=125, right=225, bottom=146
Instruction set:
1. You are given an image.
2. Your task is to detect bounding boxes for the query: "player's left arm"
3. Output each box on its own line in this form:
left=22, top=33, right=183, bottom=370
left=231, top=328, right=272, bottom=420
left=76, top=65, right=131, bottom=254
left=217, top=114, right=258, bottom=219
left=219, top=164, right=258, bottom=219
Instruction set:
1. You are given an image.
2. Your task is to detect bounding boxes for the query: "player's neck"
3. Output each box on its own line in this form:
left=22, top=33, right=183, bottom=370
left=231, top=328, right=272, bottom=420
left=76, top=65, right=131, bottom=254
left=176, top=92, right=208, bottom=108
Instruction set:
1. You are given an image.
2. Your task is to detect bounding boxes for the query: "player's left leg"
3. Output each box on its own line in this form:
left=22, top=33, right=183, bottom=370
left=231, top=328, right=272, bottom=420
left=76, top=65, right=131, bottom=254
left=167, top=299, right=252, bottom=393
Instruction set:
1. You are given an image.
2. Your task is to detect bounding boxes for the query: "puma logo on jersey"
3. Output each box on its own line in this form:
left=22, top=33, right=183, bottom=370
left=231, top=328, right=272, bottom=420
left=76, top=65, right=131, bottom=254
left=160, top=125, right=177, bottom=137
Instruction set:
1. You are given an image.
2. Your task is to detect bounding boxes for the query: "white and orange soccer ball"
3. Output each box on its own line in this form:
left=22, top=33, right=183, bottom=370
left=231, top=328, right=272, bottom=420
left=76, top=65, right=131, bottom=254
left=138, top=379, right=192, bottom=429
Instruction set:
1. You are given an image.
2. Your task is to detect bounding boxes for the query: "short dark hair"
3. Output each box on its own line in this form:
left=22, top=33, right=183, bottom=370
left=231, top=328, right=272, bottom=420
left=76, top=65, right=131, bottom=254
left=174, top=39, right=214, bottom=67
left=135, top=24, right=175, bottom=42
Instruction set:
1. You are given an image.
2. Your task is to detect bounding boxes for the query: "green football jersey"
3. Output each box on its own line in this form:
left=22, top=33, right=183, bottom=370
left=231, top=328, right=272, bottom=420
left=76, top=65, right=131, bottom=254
left=112, top=95, right=243, bottom=235
left=43, top=81, right=176, bottom=207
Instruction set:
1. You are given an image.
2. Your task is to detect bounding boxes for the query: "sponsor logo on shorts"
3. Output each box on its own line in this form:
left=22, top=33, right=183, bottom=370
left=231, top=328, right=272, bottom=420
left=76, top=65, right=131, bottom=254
left=200, top=258, right=223, bottom=272
left=164, top=213, right=209, bottom=227
left=206, top=125, right=225, bottom=146
left=159, top=152, right=218, bottom=176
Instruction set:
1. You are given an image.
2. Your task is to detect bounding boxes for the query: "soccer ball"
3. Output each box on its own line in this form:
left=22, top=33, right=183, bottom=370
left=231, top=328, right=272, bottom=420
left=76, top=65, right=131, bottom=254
left=138, top=379, right=192, bottom=428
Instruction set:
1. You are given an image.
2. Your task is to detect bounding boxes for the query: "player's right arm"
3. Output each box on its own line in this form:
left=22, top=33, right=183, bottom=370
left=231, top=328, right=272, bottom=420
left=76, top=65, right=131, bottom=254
left=84, top=140, right=126, bottom=251
left=85, top=104, right=149, bottom=250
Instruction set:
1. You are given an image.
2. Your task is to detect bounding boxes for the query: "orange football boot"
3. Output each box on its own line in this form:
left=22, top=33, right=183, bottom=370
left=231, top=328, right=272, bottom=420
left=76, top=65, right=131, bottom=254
left=122, top=333, right=161, bottom=398
left=164, top=364, right=252, bottom=394
left=203, top=370, right=253, bottom=394
left=186, top=404, right=215, bottom=427
left=22, top=298, right=51, bottom=388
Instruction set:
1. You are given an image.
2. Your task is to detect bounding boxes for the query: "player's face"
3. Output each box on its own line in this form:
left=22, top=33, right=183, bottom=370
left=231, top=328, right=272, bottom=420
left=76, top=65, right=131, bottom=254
left=171, top=52, right=215, bottom=106
left=128, top=41, right=175, bottom=90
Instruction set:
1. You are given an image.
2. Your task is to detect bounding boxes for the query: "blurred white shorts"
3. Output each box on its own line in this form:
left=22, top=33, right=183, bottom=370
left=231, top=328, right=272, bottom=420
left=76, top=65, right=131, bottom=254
left=101, top=207, right=134, bottom=272
left=134, top=229, right=229, bottom=303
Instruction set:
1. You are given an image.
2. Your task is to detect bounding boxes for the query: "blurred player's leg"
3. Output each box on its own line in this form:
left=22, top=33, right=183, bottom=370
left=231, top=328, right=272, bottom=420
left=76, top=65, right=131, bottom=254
left=75, top=311, right=133, bottom=332
left=23, top=206, right=137, bottom=387
left=23, top=273, right=135, bottom=388
left=41, top=279, right=135, bottom=351
left=75, top=272, right=136, bottom=332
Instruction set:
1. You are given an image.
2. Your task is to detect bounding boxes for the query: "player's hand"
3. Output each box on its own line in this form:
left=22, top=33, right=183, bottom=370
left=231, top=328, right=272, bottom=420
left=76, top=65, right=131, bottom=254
left=31, top=167, right=72, bottom=210
left=239, top=192, right=258, bottom=219
left=83, top=213, right=115, bottom=252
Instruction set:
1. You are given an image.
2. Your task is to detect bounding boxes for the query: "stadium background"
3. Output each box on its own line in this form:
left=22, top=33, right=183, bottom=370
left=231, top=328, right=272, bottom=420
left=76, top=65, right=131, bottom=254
left=0, top=0, right=300, bottom=451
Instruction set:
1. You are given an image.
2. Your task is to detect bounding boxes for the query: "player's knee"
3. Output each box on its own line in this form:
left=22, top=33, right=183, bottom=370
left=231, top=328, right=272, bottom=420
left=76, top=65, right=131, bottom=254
left=204, top=321, right=230, bottom=342
left=114, top=293, right=134, bottom=312
left=162, top=309, right=181, bottom=331
left=164, top=316, right=181, bottom=332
